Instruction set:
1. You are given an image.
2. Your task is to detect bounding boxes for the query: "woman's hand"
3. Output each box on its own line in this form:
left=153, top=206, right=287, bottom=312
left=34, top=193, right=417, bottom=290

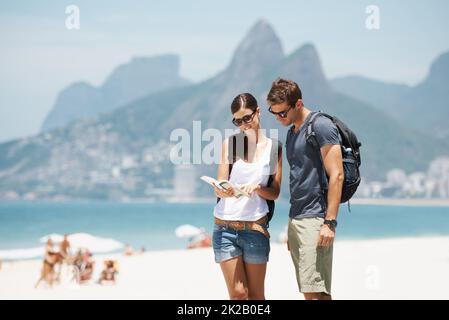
left=214, top=185, right=234, bottom=198
left=239, top=184, right=261, bottom=196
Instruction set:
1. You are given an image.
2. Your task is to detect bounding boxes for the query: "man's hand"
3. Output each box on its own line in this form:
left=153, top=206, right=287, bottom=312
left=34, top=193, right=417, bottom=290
left=214, top=185, right=234, bottom=198
left=317, top=224, right=335, bottom=247
left=239, top=184, right=261, bottom=196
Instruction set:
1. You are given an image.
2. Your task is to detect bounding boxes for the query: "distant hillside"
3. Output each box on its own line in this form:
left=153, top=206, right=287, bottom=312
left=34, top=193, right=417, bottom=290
left=41, top=55, right=190, bottom=132
left=331, top=51, right=449, bottom=139
left=397, top=51, right=449, bottom=138
left=1, top=20, right=448, bottom=200
left=331, top=75, right=410, bottom=113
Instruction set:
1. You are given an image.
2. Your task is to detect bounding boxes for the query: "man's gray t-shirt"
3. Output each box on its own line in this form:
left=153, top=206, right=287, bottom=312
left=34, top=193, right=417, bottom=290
left=286, top=112, right=340, bottom=219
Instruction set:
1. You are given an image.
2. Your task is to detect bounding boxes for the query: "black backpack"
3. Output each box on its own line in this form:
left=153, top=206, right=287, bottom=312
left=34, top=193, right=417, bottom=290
left=217, top=133, right=282, bottom=226
left=305, top=111, right=362, bottom=208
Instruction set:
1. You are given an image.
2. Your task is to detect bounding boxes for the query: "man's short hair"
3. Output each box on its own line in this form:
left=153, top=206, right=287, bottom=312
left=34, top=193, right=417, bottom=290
left=267, top=78, right=302, bottom=107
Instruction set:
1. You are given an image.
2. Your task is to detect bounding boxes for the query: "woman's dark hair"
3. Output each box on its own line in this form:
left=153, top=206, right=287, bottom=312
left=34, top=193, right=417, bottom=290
left=229, top=93, right=259, bottom=162
left=230, top=93, right=258, bottom=114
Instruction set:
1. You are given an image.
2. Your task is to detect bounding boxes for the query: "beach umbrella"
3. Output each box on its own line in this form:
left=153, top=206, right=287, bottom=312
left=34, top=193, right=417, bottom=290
left=175, top=224, right=203, bottom=238
left=39, top=233, right=124, bottom=254
left=65, top=233, right=124, bottom=253
left=39, top=233, right=64, bottom=243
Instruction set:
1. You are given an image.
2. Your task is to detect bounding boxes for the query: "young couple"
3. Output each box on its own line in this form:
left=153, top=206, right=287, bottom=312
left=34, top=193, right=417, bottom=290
left=212, top=78, right=344, bottom=300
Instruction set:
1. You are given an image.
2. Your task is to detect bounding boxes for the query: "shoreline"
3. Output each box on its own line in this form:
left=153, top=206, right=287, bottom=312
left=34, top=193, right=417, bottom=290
left=350, top=198, right=449, bottom=207
left=1, top=197, right=449, bottom=207
left=2, top=234, right=449, bottom=263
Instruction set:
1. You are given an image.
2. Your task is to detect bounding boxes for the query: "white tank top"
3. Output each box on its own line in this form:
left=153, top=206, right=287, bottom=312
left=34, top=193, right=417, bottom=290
left=214, top=138, right=273, bottom=221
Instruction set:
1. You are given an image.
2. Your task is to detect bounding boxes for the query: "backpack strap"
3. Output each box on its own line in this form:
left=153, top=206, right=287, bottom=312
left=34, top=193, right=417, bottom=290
left=305, top=111, right=329, bottom=195
left=265, top=139, right=281, bottom=199
left=227, top=137, right=281, bottom=188
left=305, top=111, right=322, bottom=149
left=266, top=139, right=281, bottom=227
left=216, top=137, right=282, bottom=218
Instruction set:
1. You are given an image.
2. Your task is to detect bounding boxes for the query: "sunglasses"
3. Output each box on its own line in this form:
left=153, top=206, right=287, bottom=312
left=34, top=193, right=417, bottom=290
left=232, top=110, right=257, bottom=127
left=268, top=105, right=293, bottom=118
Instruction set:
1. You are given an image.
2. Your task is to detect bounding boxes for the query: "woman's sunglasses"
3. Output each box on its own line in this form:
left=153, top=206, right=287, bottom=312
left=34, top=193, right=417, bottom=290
left=232, top=110, right=257, bottom=127
left=268, top=105, right=293, bottom=118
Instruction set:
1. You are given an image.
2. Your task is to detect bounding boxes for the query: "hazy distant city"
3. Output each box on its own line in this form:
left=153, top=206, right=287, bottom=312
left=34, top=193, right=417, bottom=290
left=1, top=18, right=448, bottom=202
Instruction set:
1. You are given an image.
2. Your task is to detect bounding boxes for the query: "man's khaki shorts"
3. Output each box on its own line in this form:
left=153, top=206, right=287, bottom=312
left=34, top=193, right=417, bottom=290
left=287, top=217, right=333, bottom=295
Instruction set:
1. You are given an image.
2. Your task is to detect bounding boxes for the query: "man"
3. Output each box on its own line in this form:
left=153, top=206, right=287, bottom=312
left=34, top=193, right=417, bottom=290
left=59, top=234, right=71, bottom=260
left=267, top=78, right=344, bottom=300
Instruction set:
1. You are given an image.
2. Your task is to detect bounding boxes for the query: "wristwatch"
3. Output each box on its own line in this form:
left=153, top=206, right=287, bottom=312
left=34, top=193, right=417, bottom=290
left=324, top=219, right=338, bottom=229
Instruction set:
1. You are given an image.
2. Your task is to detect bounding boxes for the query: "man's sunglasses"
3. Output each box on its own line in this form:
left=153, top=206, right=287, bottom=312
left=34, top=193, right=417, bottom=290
left=268, top=105, right=293, bottom=118
left=232, top=110, right=257, bottom=127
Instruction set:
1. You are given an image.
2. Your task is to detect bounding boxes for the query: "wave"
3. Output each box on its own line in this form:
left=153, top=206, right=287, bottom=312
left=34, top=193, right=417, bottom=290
left=0, top=247, right=44, bottom=261
left=0, top=233, right=124, bottom=261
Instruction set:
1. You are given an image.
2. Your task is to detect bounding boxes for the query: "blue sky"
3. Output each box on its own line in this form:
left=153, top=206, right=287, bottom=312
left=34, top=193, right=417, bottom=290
left=1, top=0, right=448, bottom=143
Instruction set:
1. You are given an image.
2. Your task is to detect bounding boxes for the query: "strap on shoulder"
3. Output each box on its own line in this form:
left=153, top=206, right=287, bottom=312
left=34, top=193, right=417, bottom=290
left=306, top=111, right=322, bottom=149
left=305, top=111, right=329, bottom=194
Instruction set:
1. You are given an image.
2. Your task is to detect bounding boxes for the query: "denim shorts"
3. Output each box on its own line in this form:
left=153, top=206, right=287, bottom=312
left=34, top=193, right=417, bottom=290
left=212, top=224, right=270, bottom=264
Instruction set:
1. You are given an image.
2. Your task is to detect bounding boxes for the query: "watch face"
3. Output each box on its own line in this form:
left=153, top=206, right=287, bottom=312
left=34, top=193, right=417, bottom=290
left=325, top=220, right=337, bottom=228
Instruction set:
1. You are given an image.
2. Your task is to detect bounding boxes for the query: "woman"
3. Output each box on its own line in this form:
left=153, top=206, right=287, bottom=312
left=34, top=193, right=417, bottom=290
left=35, top=239, right=61, bottom=288
left=213, top=93, right=282, bottom=300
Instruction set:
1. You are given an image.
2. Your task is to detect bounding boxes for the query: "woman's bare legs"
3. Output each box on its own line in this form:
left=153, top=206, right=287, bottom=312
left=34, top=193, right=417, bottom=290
left=220, top=256, right=248, bottom=300
left=245, top=262, right=267, bottom=300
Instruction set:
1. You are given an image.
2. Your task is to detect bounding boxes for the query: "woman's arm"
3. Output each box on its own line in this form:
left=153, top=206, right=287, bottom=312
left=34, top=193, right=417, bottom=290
left=214, top=139, right=234, bottom=198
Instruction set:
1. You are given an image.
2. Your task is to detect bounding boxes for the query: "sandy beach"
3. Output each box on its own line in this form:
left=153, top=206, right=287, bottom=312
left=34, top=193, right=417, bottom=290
left=1, top=236, right=449, bottom=300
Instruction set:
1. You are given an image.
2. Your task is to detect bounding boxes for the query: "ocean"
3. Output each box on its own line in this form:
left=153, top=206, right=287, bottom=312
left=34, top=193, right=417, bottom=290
left=0, top=201, right=448, bottom=260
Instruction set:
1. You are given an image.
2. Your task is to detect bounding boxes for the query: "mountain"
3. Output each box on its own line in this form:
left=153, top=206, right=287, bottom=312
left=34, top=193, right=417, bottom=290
left=331, top=75, right=411, bottom=113
left=331, top=51, right=449, bottom=139
left=398, top=51, right=449, bottom=138
left=41, top=54, right=190, bottom=132
left=226, top=19, right=284, bottom=85
left=160, top=20, right=285, bottom=130
left=1, top=20, right=448, bottom=200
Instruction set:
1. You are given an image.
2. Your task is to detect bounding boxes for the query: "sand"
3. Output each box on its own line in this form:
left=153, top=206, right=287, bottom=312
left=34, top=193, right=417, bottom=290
left=1, top=236, right=449, bottom=300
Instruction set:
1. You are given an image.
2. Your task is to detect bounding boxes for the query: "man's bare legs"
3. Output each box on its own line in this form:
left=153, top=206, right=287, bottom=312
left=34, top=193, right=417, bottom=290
left=303, top=292, right=332, bottom=300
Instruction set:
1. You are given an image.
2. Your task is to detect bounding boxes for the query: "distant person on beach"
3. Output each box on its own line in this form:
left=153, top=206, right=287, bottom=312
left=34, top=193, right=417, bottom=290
left=187, top=228, right=212, bottom=249
left=44, top=238, right=61, bottom=267
left=59, top=234, right=71, bottom=260
left=267, top=78, right=343, bottom=300
left=212, top=93, right=282, bottom=300
left=70, top=248, right=95, bottom=284
left=124, top=244, right=134, bottom=256
left=71, top=249, right=84, bottom=283
left=35, top=239, right=63, bottom=288
left=45, top=238, right=55, bottom=254
left=57, top=234, right=71, bottom=279
left=98, top=260, right=119, bottom=285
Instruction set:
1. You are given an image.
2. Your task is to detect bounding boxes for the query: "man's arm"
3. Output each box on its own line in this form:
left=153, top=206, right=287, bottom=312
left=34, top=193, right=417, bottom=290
left=317, top=144, right=344, bottom=247
left=322, top=144, right=344, bottom=220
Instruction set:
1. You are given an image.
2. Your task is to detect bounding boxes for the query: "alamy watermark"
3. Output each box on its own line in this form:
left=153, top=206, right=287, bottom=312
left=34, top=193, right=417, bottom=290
left=365, top=5, right=380, bottom=30
left=65, top=5, right=80, bottom=30
left=169, top=121, right=279, bottom=167
left=365, top=265, right=381, bottom=290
